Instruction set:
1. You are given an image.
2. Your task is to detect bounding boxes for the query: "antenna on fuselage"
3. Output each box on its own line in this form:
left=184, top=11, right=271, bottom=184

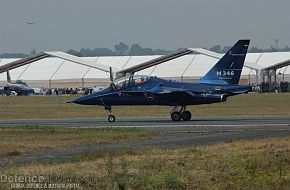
left=7, top=71, right=11, bottom=83
left=109, top=67, right=114, bottom=82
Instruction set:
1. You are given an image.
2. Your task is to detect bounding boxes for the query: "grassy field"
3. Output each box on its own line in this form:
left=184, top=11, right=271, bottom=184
left=0, top=126, right=152, bottom=158
left=0, top=93, right=289, bottom=119
left=0, top=93, right=289, bottom=189
left=0, top=136, right=289, bottom=190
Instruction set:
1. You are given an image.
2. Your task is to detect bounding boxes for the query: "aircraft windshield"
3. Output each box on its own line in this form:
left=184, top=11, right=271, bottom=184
left=113, top=75, right=149, bottom=90
left=15, top=80, right=28, bottom=86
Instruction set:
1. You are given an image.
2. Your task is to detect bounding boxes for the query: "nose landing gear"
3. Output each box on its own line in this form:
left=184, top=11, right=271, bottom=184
left=105, top=106, right=116, bottom=122
left=170, top=105, right=191, bottom=121
left=108, top=115, right=116, bottom=122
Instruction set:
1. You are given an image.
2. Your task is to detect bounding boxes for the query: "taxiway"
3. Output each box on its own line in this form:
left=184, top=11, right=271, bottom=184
left=0, top=116, right=289, bottom=128
left=0, top=116, right=289, bottom=166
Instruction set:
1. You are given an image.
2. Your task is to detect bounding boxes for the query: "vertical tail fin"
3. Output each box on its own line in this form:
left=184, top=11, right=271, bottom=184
left=7, top=71, right=11, bottom=83
left=199, top=40, right=250, bottom=85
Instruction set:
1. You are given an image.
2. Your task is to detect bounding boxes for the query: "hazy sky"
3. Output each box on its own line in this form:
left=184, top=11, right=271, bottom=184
left=0, top=0, right=289, bottom=53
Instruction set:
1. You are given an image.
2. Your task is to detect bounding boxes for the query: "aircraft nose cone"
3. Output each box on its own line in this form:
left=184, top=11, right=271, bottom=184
left=71, top=97, right=86, bottom=105
left=70, top=94, right=102, bottom=105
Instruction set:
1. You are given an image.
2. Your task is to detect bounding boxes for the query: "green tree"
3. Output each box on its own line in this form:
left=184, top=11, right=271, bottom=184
left=129, top=44, right=155, bottom=55
left=30, top=48, right=37, bottom=55
left=67, top=49, right=82, bottom=57
left=209, top=45, right=221, bottom=53
left=129, top=43, right=143, bottom=55
left=114, top=42, right=129, bottom=55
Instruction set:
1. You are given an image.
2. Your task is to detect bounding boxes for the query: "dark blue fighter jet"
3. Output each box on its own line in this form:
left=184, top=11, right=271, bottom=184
left=0, top=71, right=35, bottom=96
left=72, top=40, right=251, bottom=122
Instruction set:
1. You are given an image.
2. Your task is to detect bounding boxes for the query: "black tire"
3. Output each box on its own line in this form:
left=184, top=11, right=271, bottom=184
left=182, top=111, right=192, bottom=121
left=5, top=90, right=11, bottom=96
left=171, top=111, right=182, bottom=121
left=108, top=115, right=116, bottom=122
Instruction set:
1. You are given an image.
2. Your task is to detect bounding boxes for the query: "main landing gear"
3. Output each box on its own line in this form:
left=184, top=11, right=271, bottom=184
left=104, top=105, right=191, bottom=122
left=170, top=106, right=192, bottom=121
left=105, top=106, right=115, bottom=122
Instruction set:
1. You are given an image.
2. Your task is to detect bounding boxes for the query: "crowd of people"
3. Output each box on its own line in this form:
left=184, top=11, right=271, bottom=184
left=41, top=88, right=93, bottom=96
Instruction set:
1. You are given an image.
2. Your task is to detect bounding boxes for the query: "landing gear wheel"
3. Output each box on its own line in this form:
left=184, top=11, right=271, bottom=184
left=108, top=115, right=116, bottom=122
left=171, top=111, right=182, bottom=121
left=182, top=111, right=192, bottom=121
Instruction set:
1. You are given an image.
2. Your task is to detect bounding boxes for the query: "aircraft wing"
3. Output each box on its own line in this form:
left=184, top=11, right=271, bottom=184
left=119, top=85, right=203, bottom=96
left=148, top=85, right=202, bottom=96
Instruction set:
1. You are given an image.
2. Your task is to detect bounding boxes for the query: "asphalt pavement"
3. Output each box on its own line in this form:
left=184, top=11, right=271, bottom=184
left=0, top=116, right=289, bottom=166
left=0, top=116, right=289, bottom=128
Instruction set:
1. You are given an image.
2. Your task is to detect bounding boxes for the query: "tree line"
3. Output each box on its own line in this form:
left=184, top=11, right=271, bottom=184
left=209, top=45, right=290, bottom=53
left=1, top=42, right=290, bottom=58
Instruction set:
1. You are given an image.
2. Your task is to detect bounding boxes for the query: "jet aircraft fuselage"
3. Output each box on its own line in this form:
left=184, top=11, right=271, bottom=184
left=73, top=76, right=251, bottom=106
left=72, top=39, right=251, bottom=122
left=0, top=72, right=35, bottom=96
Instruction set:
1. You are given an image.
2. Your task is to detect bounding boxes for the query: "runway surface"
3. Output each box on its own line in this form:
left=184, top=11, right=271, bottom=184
left=0, top=116, right=290, bottom=128
left=0, top=116, right=289, bottom=166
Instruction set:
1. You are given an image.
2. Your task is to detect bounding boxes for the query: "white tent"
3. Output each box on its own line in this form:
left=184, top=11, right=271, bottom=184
left=1, top=51, right=290, bottom=88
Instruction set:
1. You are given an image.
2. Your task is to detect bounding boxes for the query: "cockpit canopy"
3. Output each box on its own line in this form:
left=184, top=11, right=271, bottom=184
left=15, top=80, right=28, bottom=86
left=96, top=75, right=150, bottom=94
left=113, top=75, right=149, bottom=90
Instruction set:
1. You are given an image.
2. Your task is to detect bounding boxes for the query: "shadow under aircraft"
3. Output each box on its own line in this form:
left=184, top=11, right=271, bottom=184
left=71, top=40, right=252, bottom=122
